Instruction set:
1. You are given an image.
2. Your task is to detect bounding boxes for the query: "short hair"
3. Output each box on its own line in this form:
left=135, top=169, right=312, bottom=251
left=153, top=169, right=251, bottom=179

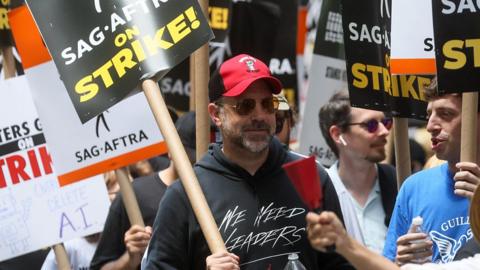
left=423, top=76, right=479, bottom=112
left=319, top=90, right=352, bottom=157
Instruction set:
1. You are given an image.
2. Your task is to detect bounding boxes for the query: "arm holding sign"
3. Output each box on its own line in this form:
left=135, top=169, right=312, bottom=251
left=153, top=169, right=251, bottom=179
left=90, top=195, right=132, bottom=270
left=307, top=211, right=399, bottom=270
left=205, top=252, right=240, bottom=270
left=96, top=225, right=152, bottom=270
left=453, top=162, right=480, bottom=200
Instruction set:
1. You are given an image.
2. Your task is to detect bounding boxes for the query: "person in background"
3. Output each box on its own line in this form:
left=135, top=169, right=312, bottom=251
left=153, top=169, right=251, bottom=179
left=41, top=235, right=100, bottom=270
left=143, top=54, right=350, bottom=269
left=103, top=170, right=121, bottom=202
left=382, top=77, right=480, bottom=264
left=274, top=93, right=296, bottom=148
left=318, top=90, right=397, bottom=254
left=128, top=160, right=154, bottom=179
left=90, top=112, right=197, bottom=270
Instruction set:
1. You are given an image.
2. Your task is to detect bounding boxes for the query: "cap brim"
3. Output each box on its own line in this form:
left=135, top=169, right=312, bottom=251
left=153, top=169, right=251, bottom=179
left=222, top=75, right=283, bottom=97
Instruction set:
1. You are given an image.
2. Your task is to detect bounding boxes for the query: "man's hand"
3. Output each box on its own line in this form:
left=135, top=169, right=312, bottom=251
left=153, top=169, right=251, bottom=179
left=306, top=211, right=347, bottom=252
left=124, top=225, right=152, bottom=269
left=454, top=162, right=480, bottom=199
left=395, top=232, right=432, bottom=265
left=206, top=252, right=239, bottom=270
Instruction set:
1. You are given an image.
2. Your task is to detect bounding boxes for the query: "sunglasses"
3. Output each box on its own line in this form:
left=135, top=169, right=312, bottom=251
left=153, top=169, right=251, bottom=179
left=346, top=118, right=393, bottom=133
left=217, top=97, right=279, bottom=116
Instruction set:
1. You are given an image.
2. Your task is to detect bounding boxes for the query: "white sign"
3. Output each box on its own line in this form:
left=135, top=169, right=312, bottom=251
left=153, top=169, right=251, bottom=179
left=390, top=0, right=436, bottom=74
left=9, top=6, right=167, bottom=186
left=298, top=54, right=347, bottom=167
left=25, top=61, right=167, bottom=186
left=0, top=76, right=110, bottom=261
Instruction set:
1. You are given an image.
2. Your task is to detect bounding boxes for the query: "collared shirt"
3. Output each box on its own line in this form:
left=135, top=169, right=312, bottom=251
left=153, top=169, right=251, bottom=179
left=327, top=161, right=387, bottom=254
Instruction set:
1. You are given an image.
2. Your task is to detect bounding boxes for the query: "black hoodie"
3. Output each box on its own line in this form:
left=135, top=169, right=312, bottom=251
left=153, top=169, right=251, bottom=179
left=144, top=139, right=352, bottom=270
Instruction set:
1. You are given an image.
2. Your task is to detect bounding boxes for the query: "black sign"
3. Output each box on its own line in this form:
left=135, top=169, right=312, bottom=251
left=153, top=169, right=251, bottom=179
left=314, top=0, right=345, bottom=60
left=160, top=0, right=232, bottom=113
left=26, top=0, right=213, bottom=123
left=342, top=0, right=391, bottom=111
left=388, top=75, right=431, bottom=119
left=162, top=0, right=299, bottom=112
left=432, top=0, right=480, bottom=93
left=0, top=0, right=13, bottom=47
left=341, top=0, right=428, bottom=119
left=229, top=0, right=298, bottom=108
left=209, top=0, right=232, bottom=44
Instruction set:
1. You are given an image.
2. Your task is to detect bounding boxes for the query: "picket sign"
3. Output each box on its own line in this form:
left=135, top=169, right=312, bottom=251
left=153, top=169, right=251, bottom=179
left=390, top=0, right=436, bottom=75
left=298, top=0, right=346, bottom=166
left=9, top=4, right=166, bottom=266
left=428, top=2, right=479, bottom=165
left=0, top=76, right=110, bottom=262
left=23, top=0, right=226, bottom=255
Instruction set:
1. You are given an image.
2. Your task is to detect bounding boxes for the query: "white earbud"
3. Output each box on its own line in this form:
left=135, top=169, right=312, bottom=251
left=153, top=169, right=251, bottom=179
left=339, top=135, right=348, bottom=146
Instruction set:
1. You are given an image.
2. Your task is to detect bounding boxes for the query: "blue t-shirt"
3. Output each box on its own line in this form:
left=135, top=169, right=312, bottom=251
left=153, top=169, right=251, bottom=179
left=383, top=163, right=472, bottom=263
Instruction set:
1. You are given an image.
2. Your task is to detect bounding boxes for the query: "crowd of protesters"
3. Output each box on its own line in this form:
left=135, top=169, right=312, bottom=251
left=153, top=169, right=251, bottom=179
left=1, top=53, right=479, bottom=270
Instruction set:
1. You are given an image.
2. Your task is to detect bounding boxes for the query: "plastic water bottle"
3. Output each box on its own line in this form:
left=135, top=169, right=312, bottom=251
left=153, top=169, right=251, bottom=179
left=409, top=216, right=432, bottom=263
left=283, top=253, right=307, bottom=270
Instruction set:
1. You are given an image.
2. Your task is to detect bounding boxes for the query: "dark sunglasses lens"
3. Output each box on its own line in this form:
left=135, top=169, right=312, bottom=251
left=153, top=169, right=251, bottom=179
left=237, top=99, right=256, bottom=115
left=262, top=98, right=276, bottom=114
left=382, top=118, right=393, bottom=130
left=366, top=120, right=379, bottom=133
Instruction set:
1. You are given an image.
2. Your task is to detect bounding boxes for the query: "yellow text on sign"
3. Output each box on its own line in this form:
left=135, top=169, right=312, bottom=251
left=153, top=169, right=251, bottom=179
left=75, top=6, right=200, bottom=103
left=351, top=62, right=430, bottom=101
left=208, top=6, right=228, bottom=30
left=443, top=39, right=480, bottom=70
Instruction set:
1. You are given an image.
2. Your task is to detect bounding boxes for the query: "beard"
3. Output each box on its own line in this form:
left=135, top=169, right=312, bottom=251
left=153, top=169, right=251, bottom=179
left=365, top=151, right=386, bottom=163
left=221, top=114, right=274, bottom=153
left=364, top=141, right=387, bottom=163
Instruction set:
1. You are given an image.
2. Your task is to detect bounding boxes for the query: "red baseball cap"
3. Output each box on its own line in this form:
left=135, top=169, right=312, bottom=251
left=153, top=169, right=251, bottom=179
left=209, top=54, right=283, bottom=102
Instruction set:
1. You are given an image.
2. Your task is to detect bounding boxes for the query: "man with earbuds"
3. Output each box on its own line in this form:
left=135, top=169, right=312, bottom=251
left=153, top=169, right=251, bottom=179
left=318, top=90, right=397, bottom=254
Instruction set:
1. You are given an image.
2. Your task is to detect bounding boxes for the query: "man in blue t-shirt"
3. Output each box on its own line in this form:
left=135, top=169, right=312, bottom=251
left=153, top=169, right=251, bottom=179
left=383, top=77, right=480, bottom=265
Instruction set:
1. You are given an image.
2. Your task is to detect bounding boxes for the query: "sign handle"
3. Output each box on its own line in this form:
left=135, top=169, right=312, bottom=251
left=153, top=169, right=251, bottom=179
left=393, top=117, right=411, bottom=188
left=116, top=168, right=145, bottom=226
left=189, top=56, right=196, bottom=111
left=194, top=0, right=210, bottom=161
left=52, top=244, right=71, bottom=270
left=2, top=46, right=15, bottom=79
left=142, top=79, right=226, bottom=253
left=460, top=92, right=478, bottom=163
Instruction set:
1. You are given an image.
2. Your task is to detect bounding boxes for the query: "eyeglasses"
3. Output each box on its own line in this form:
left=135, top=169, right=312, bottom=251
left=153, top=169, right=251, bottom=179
left=346, top=118, right=393, bottom=133
left=217, top=97, right=279, bottom=116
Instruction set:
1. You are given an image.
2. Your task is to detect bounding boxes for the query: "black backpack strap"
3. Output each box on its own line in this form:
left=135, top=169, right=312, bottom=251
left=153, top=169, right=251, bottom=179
left=377, top=164, right=398, bottom=227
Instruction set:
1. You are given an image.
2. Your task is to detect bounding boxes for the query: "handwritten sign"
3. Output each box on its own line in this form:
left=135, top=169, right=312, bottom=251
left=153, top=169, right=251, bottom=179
left=0, top=76, right=110, bottom=261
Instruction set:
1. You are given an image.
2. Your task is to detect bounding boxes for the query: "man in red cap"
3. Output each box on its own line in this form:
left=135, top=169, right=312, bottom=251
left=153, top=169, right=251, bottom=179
left=143, top=54, right=351, bottom=269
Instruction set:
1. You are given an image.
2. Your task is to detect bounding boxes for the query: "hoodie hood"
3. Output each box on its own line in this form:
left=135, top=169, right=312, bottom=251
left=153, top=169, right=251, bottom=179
left=195, top=138, right=287, bottom=182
